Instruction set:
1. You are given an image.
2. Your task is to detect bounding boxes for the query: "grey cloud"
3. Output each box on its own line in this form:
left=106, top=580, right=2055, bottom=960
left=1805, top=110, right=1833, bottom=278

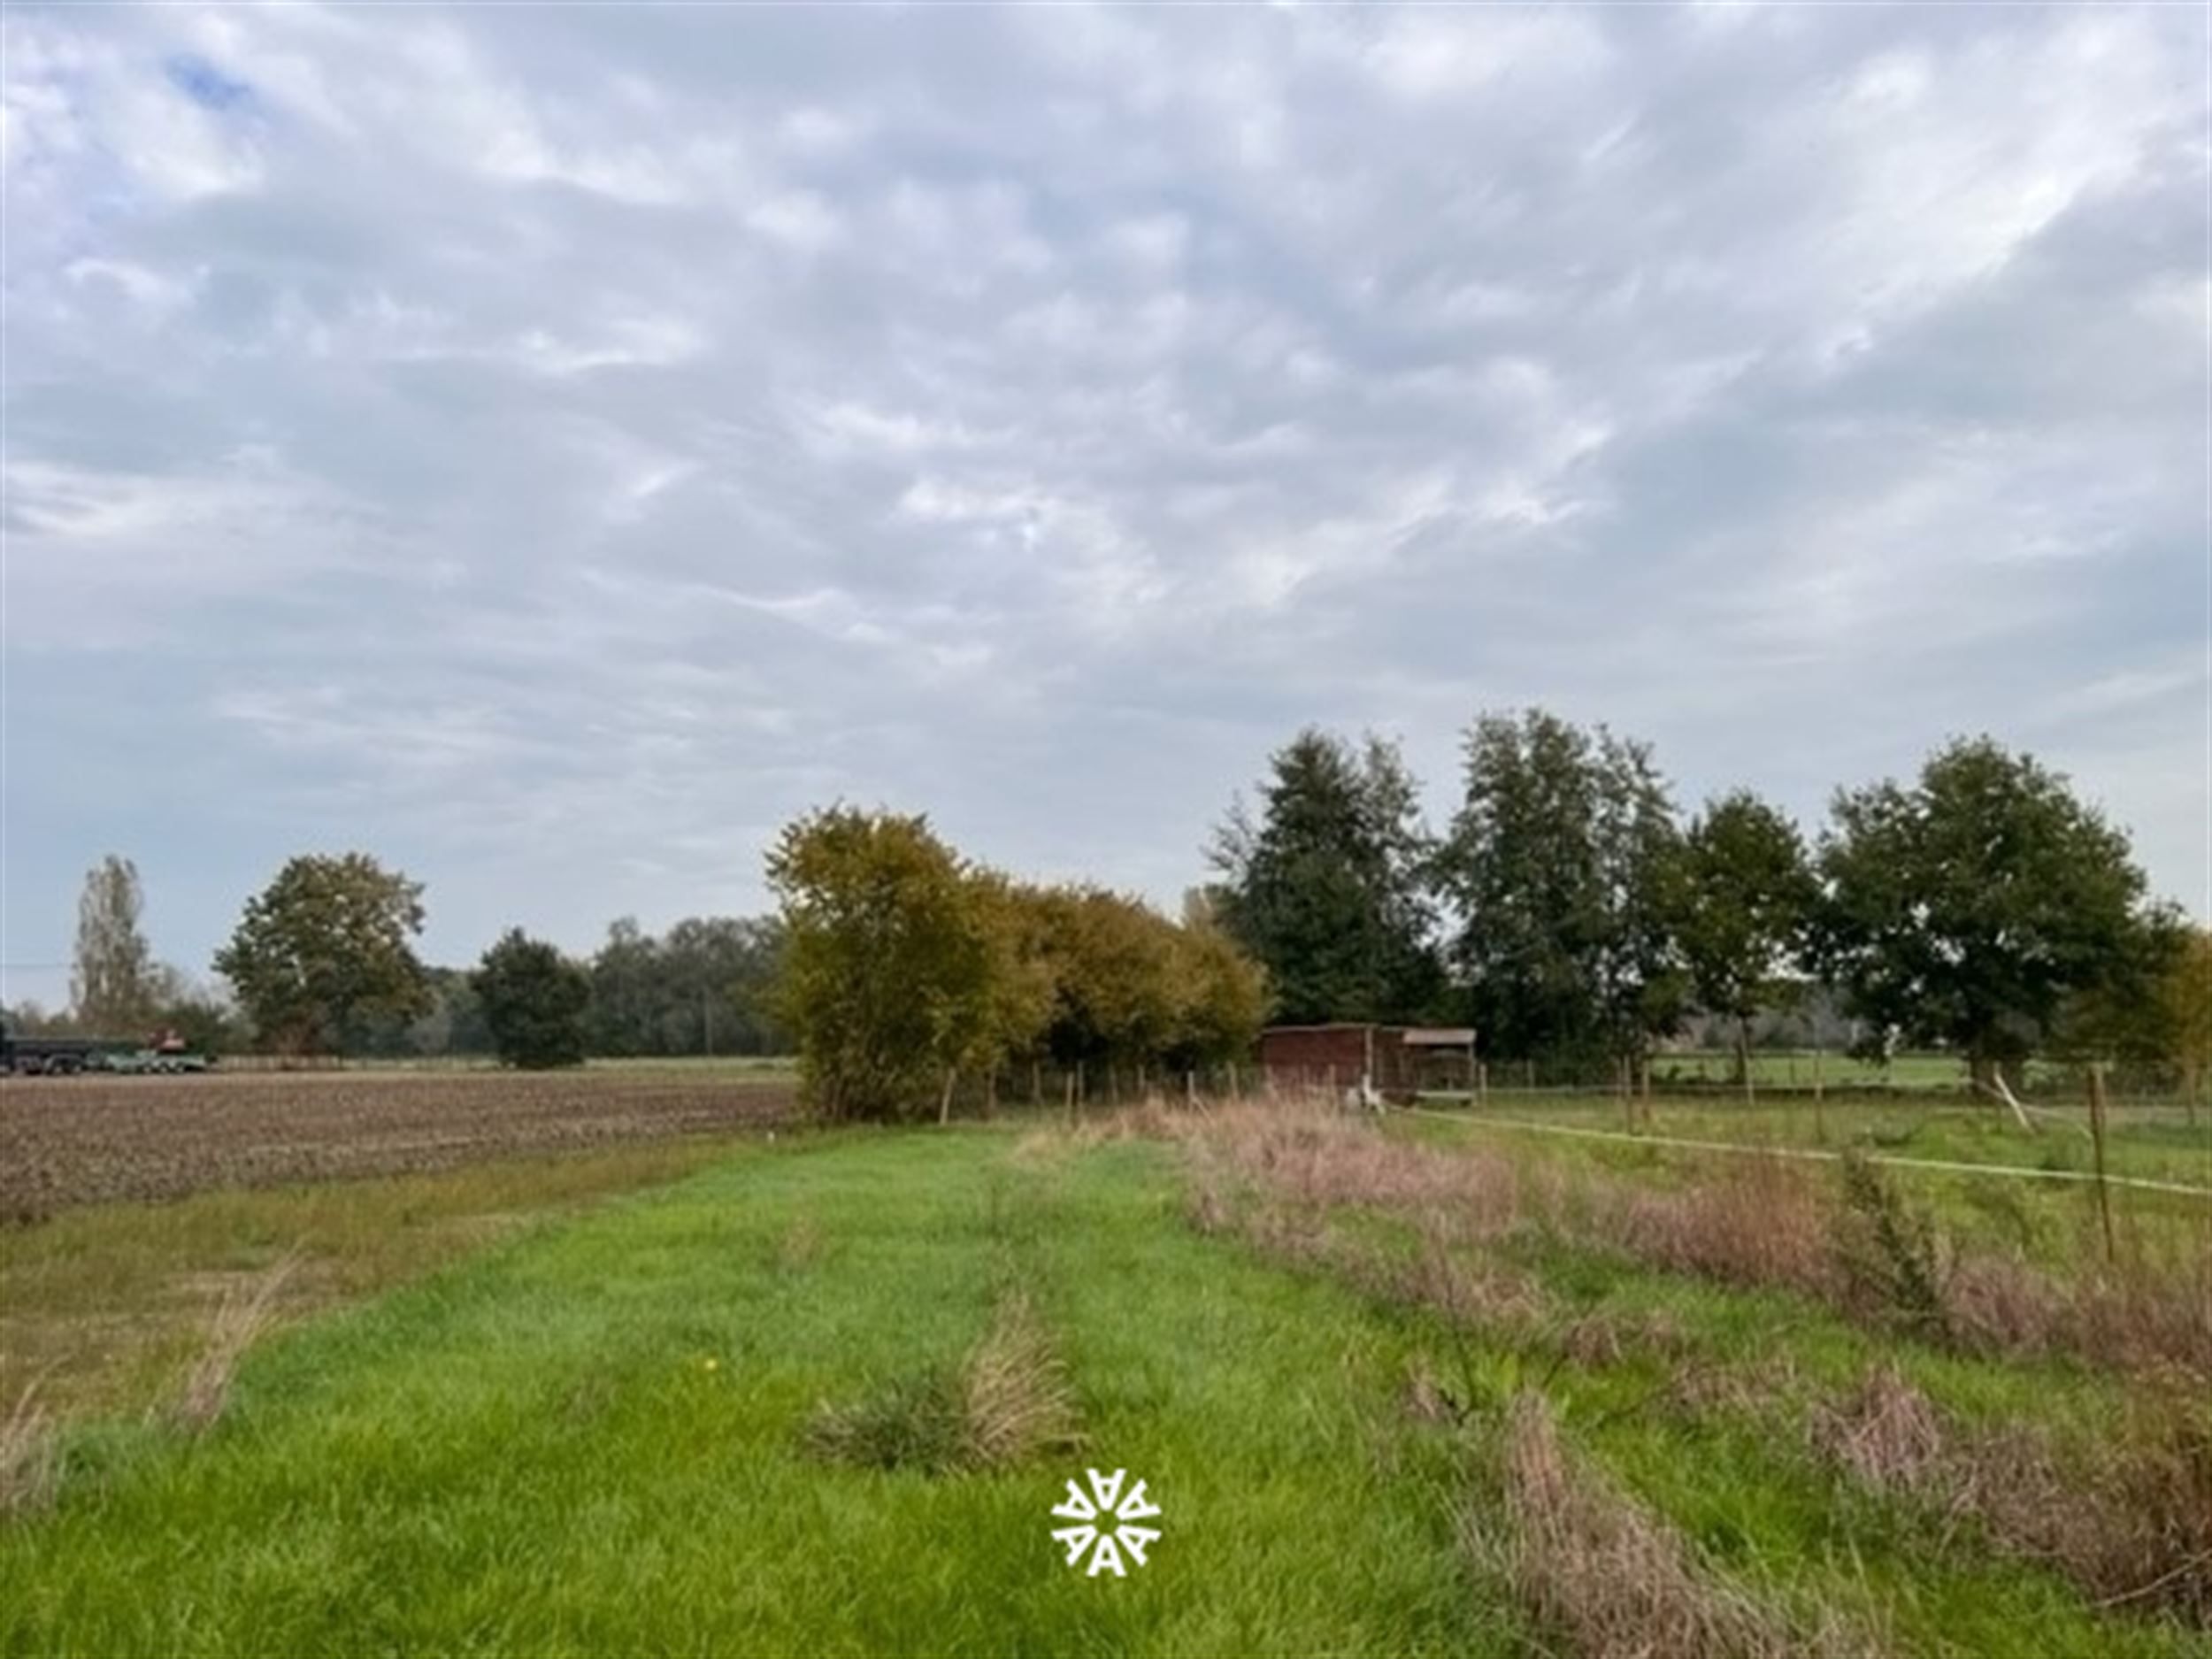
left=2, top=0, right=2205, bottom=1004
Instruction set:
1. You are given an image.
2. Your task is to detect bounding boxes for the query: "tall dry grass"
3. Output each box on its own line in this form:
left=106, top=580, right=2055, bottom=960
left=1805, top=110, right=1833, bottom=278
left=1812, top=1365, right=2212, bottom=1625
left=1170, top=1102, right=2212, bottom=1382
left=167, top=1257, right=296, bottom=1435
left=0, top=1379, right=58, bottom=1520
left=1485, top=1392, right=1874, bottom=1658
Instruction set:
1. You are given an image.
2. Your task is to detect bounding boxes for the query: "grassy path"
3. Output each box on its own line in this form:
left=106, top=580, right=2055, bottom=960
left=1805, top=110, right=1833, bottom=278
left=1, top=1132, right=1509, bottom=1658
left=5, top=1125, right=2204, bottom=1656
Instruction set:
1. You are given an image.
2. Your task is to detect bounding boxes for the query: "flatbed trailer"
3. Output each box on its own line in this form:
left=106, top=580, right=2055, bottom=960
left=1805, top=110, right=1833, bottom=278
left=2, top=1025, right=215, bottom=1076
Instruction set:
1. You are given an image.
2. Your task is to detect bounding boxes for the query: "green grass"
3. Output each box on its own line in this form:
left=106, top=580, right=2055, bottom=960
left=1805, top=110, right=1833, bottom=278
left=4, top=1124, right=2205, bottom=1656
left=0, top=1136, right=773, bottom=1421
left=1408, top=1093, right=2212, bottom=1189
left=0, top=1133, right=1516, bottom=1657
left=1655, top=1049, right=1971, bottom=1091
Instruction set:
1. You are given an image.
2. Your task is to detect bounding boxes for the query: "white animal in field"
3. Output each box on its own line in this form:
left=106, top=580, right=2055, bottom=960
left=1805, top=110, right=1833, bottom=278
left=1341, top=1076, right=1385, bottom=1115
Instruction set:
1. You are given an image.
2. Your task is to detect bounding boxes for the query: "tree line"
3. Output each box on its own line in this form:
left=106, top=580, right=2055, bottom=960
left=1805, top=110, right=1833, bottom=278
left=20, top=706, right=2206, bottom=1107
left=1208, top=710, right=2208, bottom=1097
left=13, top=856, right=788, bottom=1071
left=770, top=806, right=1267, bottom=1121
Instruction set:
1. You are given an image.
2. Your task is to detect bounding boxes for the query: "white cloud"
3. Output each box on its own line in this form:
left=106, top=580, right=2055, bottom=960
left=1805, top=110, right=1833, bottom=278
left=2, top=0, right=2205, bottom=1003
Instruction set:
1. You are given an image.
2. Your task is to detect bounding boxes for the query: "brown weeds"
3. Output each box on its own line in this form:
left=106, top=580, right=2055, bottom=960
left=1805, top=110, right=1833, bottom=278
left=1490, top=1392, right=1870, bottom=1658
left=168, top=1256, right=296, bottom=1434
left=0, top=1378, right=58, bottom=1519
left=1810, top=1364, right=2212, bottom=1625
left=960, top=1294, right=1085, bottom=1470
left=1173, top=1102, right=2212, bottom=1383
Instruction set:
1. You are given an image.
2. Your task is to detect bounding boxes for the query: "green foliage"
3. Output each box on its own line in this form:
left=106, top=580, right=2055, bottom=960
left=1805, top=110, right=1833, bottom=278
left=1168, top=921, right=1271, bottom=1068
left=1671, top=792, right=1816, bottom=1076
left=2048, top=910, right=2189, bottom=1087
left=1210, top=729, right=1441, bottom=1024
left=1817, top=738, right=2163, bottom=1081
left=1015, top=884, right=1265, bottom=1072
left=769, top=810, right=1268, bottom=1118
left=2162, top=927, right=2212, bottom=1101
left=472, top=930, right=592, bottom=1070
left=1440, top=709, right=1684, bottom=1065
left=1024, top=885, right=1181, bottom=1066
left=1834, top=1152, right=1947, bottom=1340
left=70, top=855, right=156, bottom=1033
left=212, top=854, right=430, bottom=1056
left=768, top=808, right=998, bottom=1121
left=142, top=965, right=248, bottom=1057
left=588, top=916, right=786, bottom=1058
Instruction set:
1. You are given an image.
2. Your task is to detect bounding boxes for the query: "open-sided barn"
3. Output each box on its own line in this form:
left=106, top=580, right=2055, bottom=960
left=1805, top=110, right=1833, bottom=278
left=1257, top=1024, right=1477, bottom=1098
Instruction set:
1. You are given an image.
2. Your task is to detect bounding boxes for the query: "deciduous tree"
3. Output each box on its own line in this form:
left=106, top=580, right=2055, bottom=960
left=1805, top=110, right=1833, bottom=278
left=71, top=856, right=156, bottom=1033
left=1817, top=737, right=2162, bottom=1107
left=1439, top=709, right=1684, bottom=1071
left=2162, top=926, right=2212, bottom=1113
left=473, top=930, right=592, bottom=1069
left=1671, top=792, right=1816, bottom=1092
left=213, top=854, right=430, bottom=1055
left=769, top=808, right=997, bottom=1122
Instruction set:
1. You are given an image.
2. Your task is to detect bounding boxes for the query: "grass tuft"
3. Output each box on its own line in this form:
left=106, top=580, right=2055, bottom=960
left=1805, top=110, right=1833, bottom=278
left=805, top=1293, right=1082, bottom=1475
left=0, top=1379, right=58, bottom=1520
left=167, top=1257, right=295, bottom=1435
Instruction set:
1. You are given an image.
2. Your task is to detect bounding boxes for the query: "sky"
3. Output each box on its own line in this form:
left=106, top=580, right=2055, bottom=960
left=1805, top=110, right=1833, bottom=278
left=3, top=1, right=2208, bottom=1009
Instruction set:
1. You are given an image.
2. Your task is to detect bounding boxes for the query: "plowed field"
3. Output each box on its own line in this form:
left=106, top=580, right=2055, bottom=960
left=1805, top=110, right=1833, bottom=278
left=0, top=1071, right=797, bottom=1220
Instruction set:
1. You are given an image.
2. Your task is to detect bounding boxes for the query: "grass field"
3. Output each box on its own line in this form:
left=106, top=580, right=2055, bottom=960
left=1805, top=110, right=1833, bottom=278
left=1408, top=1093, right=2212, bottom=1189
left=4, top=1094, right=2208, bottom=1656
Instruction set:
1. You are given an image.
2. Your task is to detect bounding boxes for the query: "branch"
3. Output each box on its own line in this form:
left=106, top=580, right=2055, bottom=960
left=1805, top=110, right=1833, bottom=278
left=1973, top=1064, right=2037, bottom=1133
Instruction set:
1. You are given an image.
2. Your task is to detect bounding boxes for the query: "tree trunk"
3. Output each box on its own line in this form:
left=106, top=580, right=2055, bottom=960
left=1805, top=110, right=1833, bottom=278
left=984, top=1069, right=998, bottom=1121
left=938, top=1067, right=957, bottom=1126
left=1737, top=1017, right=1755, bottom=1105
left=1031, top=1059, right=1042, bottom=1105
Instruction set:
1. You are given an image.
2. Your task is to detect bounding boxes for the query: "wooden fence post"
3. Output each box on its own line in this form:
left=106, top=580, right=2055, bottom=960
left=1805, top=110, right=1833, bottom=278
left=2088, top=1063, right=2116, bottom=1264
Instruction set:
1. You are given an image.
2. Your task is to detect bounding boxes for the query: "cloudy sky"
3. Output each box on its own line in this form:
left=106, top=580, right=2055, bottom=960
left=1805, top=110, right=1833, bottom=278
left=4, top=1, right=2208, bottom=1004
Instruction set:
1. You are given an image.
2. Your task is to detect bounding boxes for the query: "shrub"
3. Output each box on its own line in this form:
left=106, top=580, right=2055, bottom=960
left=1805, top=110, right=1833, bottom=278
left=805, top=1295, right=1081, bottom=1474
left=1833, top=1153, right=1947, bottom=1340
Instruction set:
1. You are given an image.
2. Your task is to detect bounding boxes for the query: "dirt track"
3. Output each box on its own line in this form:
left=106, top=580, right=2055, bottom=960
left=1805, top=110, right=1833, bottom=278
left=0, top=1070, right=798, bottom=1221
